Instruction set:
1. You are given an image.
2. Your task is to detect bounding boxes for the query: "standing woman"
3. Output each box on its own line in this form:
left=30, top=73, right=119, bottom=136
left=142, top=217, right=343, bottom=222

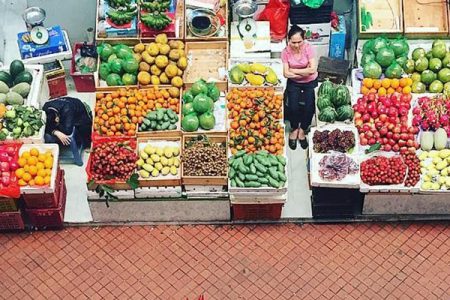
left=281, top=25, right=318, bottom=150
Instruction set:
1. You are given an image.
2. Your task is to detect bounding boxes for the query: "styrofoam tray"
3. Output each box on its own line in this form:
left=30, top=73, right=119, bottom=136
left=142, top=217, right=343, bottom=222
left=359, top=151, right=418, bottom=193
left=310, top=153, right=360, bottom=189
left=19, top=143, right=59, bottom=195
left=137, top=140, right=181, bottom=181
left=308, top=124, right=359, bottom=158
left=227, top=58, right=285, bottom=88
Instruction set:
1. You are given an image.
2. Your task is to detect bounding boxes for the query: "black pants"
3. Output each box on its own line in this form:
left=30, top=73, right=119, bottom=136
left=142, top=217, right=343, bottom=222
left=285, top=79, right=318, bottom=131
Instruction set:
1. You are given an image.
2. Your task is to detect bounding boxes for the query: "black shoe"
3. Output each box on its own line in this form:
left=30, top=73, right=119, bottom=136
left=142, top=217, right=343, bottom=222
left=288, top=139, right=297, bottom=150
left=299, top=138, right=308, bottom=150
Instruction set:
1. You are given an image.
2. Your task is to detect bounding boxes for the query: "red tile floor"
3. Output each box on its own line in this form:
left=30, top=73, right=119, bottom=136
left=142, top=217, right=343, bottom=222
left=0, top=223, right=449, bottom=299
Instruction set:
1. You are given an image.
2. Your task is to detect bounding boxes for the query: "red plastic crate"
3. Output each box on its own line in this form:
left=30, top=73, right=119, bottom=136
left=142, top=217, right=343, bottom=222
left=70, top=43, right=95, bottom=92
left=0, top=211, right=25, bottom=231
left=48, top=75, right=68, bottom=99
left=0, top=197, right=18, bottom=212
left=23, top=169, right=63, bottom=209
left=232, top=203, right=283, bottom=220
left=25, top=174, right=67, bottom=229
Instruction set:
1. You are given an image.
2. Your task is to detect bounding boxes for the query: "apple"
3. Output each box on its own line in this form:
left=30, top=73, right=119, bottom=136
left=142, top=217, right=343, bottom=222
left=393, top=144, right=400, bottom=152
left=384, top=144, right=392, bottom=151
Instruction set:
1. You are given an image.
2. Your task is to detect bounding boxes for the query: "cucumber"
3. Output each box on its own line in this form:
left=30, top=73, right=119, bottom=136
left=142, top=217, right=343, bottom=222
left=238, top=163, right=249, bottom=174
left=254, top=162, right=267, bottom=173
left=269, top=167, right=279, bottom=180
left=230, top=179, right=236, bottom=187
left=256, top=155, right=271, bottom=167
left=238, top=172, right=246, bottom=182
left=235, top=177, right=245, bottom=187
left=249, top=164, right=256, bottom=174
left=256, top=171, right=264, bottom=177
left=160, top=121, right=170, bottom=130
left=256, top=150, right=269, bottom=156
left=277, top=163, right=284, bottom=173
left=245, top=174, right=259, bottom=181
left=277, top=155, right=286, bottom=166
left=268, top=155, right=279, bottom=166
left=229, top=168, right=236, bottom=178
left=258, top=177, right=269, bottom=184
left=244, top=154, right=253, bottom=166
left=278, top=172, right=287, bottom=182
left=245, top=181, right=262, bottom=188
left=268, top=177, right=280, bottom=188
left=234, top=150, right=246, bottom=158
left=148, top=111, right=157, bottom=120
left=168, top=124, right=177, bottom=130
left=232, top=157, right=243, bottom=169
left=163, top=114, right=169, bottom=122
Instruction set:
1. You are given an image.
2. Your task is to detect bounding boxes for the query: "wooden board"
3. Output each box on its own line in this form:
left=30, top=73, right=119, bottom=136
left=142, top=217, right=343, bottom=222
left=403, top=0, right=449, bottom=36
left=183, top=41, right=228, bottom=91
left=181, top=134, right=228, bottom=186
left=358, top=0, right=403, bottom=35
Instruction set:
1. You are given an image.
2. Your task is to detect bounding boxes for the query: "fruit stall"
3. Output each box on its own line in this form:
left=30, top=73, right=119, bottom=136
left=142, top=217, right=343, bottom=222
left=2, top=0, right=450, bottom=230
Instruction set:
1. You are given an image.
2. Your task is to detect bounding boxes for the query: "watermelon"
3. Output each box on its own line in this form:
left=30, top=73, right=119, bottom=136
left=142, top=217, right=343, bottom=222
left=318, top=80, right=334, bottom=98
left=318, top=107, right=337, bottom=123
left=332, top=85, right=350, bottom=107
left=336, top=105, right=354, bottom=121
left=317, top=95, right=332, bottom=111
left=0, top=71, right=13, bottom=87
left=9, top=60, right=25, bottom=78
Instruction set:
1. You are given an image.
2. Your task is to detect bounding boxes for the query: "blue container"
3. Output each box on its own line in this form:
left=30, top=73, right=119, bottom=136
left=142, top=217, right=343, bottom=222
left=329, top=16, right=346, bottom=60
left=17, top=25, right=68, bottom=59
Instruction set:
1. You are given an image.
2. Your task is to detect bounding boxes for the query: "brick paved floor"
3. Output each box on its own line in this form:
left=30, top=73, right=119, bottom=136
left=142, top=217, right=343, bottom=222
left=0, top=223, right=449, bottom=300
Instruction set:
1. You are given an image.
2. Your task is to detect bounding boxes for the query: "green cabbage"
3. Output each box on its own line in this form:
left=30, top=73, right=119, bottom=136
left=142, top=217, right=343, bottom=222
left=376, top=47, right=395, bottom=68
left=363, top=61, right=382, bottom=79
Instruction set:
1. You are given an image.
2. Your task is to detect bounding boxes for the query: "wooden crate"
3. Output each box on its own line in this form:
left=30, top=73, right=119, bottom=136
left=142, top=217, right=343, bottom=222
left=184, top=2, right=228, bottom=41
left=358, top=0, right=403, bottom=36
left=181, top=134, right=228, bottom=186
left=403, top=0, right=449, bottom=37
left=136, top=136, right=182, bottom=187
left=184, top=41, right=228, bottom=91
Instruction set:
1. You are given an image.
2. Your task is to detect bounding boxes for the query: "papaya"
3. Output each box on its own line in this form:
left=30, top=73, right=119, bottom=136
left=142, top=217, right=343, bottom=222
left=245, top=73, right=265, bottom=86
left=229, top=66, right=245, bottom=84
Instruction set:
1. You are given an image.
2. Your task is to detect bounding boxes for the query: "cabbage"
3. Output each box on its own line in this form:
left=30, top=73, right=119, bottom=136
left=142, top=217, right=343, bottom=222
left=376, top=47, right=395, bottom=68
left=371, top=37, right=389, bottom=54
left=362, top=40, right=374, bottom=55
left=396, top=56, right=408, bottom=68
left=385, top=62, right=403, bottom=79
left=363, top=61, right=382, bottom=79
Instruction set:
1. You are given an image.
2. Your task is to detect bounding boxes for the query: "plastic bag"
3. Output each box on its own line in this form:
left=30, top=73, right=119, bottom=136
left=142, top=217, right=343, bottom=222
left=257, top=0, right=290, bottom=41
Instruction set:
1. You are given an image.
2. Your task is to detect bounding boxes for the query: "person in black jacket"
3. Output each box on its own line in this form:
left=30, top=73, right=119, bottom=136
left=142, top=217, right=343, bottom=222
left=43, top=97, right=93, bottom=147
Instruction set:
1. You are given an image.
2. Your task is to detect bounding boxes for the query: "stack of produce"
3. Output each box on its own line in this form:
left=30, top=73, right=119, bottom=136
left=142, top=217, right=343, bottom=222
left=228, top=63, right=279, bottom=86
left=318, top=153, right=358, bottom=181
left=401, top=152, right=420, bottom=187
left=229, top=150, right=286, bottom=188
left=406, top=40, right=450, bottom=93
left=136, top=143, right=180, bottom=178
left=360, top=77, right=412, bottom=96
left=94, top=87, right=180, bottom=137
left=317, top=80, right=353, bottom=123
left=312, top=129, right=355, bottom=153
left=181, top=80, right=220, bottom=132
left=420, top=129, right=448, bottom=151
left=139, top=108, right=178, bottom=132
left=106, top=0, right=137, bottom=26
left=89, top=140, right=137, bottom=181
left=353, top=92, right=419, bottom=152
left=98, top=43, right=139, bottom=86
left=0, top=105, right=44, bottom=141
left=15, top=147, right=54, bottom=187
left=0, top=60, right=33, bottom=104
left=133, top=34, right=186, bottom=87
left=0, top=144, right=20, bottom=193
left=360, top=155, right=407, bottom=185
left=361, top=37, right=410, bottom=79
left=226, top=88, right=284, bottom=155
left=419, top=149, right=450, bottom=191
left=140, top=0, right=172, bottom=30
left=183, top=136, right=227, bottom=177
left=412, top=95, right=450, bottom=135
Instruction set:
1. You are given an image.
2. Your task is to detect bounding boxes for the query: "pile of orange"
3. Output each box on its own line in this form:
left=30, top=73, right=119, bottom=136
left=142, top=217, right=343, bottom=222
left=15, top=148, right=53, bottom=187
left=94, top=87, right=180, bottom=137
left=361, top=77, right=413, bottom=96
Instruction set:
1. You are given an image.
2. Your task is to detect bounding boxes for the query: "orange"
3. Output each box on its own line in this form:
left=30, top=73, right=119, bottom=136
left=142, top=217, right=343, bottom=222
left=406, top=77, right=413, bottom=86
left=381, top=78, right=391, bottom=89
left=24, top=165, right=30, bottom=172
left=28, top=166, right=38, bottom=176
left=387, top=87, right=395, bottom=95
left=35, top=176, right=44, bottom=186
left=18, top=179, right=27, bottom=186
left=22, top=173, right=32, bottom=182
left=44, top=176, right=51, bottom=185
left=36, top=162, right=45, bottom=170
left=45, top=169, right=52, bottom=176
left=403, top=86, right=412, bottom=94
left=38, top=154, right=46, bottom=162
left=28, top=179, right=35, bottom=186
left=363, top=78, right=373, bottom=88
left=30, top=148, right=39, bottom=157
left=378, top=87, right=387, bottom=96
left=361, top=86, right=369, bottom=95
left=391, top=78, right=400, bottom=89
left=27, top=157, right=38, bottom=166
left=15, top=168, right=25, bottom=178
left=396, top=86, right=403, bottom=93
left=399, top=78, right=408, bottom=87
left=17, top=158, right=26, bottom=167
left=37, top=169, right=47, bottom=178
left=373, top=79, right=382, bottom=89
left=21, top=151, right=31, bottom=159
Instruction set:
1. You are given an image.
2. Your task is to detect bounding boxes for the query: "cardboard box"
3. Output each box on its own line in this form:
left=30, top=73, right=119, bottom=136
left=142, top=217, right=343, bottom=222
left=17, top=25, right=68, bottom=59
left=329, top=16, right=346, bottom=59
